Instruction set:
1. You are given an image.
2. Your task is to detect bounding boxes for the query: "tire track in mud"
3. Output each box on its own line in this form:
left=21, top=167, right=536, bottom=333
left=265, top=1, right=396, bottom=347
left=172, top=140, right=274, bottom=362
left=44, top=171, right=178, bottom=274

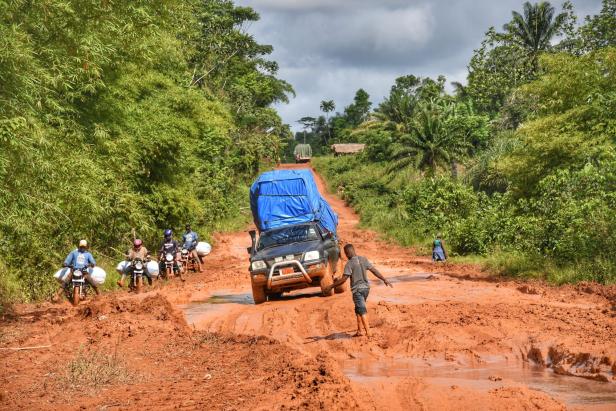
left=181, top=164, right=616, bottom=410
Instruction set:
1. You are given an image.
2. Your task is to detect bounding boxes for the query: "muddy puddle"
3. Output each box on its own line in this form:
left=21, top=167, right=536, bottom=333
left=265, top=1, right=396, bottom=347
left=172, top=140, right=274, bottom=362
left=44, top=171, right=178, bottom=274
left=378, top=273, right=436, bottom=284
left=343, top=355, right=616, bottom=407
left=181, top=292, right=253, bottom=325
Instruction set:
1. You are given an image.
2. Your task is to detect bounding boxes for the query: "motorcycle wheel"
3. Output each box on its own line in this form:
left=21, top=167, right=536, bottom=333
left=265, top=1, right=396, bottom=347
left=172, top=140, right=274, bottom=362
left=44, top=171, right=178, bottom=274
left=136, top=277, right=142, bottom=293
left=72, top=286, right=80, bottom=306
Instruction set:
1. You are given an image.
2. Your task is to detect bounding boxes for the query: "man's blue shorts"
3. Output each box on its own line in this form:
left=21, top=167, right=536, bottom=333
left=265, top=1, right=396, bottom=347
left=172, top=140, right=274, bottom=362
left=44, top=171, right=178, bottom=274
left=352, top=288, right=370, bottom=315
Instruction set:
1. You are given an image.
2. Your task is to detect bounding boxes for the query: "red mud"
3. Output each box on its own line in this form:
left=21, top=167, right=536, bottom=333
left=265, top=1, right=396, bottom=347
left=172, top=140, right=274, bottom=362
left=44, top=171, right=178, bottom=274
left=1, top=164, right=615, bottom=410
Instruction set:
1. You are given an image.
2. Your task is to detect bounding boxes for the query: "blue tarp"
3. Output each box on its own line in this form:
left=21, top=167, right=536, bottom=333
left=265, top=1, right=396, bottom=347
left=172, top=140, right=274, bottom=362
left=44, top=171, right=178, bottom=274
left=250, top=169, right=338, bottom=235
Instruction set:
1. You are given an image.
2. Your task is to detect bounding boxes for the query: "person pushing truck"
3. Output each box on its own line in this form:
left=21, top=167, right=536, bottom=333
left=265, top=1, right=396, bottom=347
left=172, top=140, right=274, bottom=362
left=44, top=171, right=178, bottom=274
left=326, top=243, right=392, bottom=337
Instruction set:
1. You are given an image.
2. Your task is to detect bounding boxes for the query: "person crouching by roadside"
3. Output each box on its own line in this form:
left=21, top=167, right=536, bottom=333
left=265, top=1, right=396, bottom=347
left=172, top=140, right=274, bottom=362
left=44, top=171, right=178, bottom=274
left=325, top=244, right=392, bottom=337
left=432, top=233, right=447, bottom=263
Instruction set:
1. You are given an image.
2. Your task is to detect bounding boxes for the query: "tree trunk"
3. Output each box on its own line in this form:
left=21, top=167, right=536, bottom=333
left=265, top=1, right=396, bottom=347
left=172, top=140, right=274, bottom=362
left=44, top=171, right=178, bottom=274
left=325, top=114, right=331, bottom=146
left=450, top=160, right=459, bottom=179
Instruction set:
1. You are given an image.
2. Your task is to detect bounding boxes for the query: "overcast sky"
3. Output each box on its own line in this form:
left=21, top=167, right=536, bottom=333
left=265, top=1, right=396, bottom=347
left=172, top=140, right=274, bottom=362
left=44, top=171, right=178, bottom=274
left=236, top=0, right=602, bottom=131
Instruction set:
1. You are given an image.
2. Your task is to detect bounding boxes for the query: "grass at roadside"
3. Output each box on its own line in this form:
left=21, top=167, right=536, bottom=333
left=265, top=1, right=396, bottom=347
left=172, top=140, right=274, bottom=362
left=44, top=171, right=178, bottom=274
left=63, top=347, right=134, bottom=389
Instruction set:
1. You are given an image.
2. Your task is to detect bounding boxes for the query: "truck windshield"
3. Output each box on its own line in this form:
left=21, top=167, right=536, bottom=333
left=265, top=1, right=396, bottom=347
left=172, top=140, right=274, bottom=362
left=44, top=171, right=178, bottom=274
left=258, top=225, right=320, bottom=250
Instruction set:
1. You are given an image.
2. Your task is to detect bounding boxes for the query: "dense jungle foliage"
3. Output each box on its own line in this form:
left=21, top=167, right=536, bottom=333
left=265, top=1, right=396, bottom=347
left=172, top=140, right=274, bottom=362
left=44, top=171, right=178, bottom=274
left=0, top=0, right=293, bottom=303
left=312, top=0, right=616, bottom=284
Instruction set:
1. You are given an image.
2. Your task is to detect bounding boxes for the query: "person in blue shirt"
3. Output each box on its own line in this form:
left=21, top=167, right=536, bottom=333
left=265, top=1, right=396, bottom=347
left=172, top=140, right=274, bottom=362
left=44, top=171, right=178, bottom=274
left=54, top=240, right=100, bottom=301
left=182, top=224, right=203, bottom=272
left=432, top=233, right=448, bottom=262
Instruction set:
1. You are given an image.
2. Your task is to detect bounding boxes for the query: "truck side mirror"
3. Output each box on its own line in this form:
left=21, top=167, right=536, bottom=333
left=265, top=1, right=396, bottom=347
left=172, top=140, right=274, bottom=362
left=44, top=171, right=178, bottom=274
left=324, top=231, right=334, bottom=240
left=248, top=230, right=257, bottom=255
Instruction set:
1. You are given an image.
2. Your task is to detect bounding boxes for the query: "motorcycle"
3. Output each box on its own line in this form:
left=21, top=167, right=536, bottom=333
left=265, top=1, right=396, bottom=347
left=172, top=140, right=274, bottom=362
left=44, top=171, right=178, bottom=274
left=66, top=266, right=91, bottom=306
left=160, top=252, right=178, bottom=279
left=180, top=248, right=199, bottom=274
left=129, top=258, right=148, bottom=293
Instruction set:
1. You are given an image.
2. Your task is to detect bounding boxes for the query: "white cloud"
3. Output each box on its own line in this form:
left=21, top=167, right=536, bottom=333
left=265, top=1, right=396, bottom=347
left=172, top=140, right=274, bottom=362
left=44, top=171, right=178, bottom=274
left=236, top=0, right=604, bottom=131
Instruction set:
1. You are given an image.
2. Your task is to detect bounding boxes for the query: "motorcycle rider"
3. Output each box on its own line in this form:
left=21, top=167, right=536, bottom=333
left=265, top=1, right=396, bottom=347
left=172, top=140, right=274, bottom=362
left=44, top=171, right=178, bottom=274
left=118, top=239, right=151, bottom=288
left=54, top=240, right=100, bottom=301
left=182, top=224, right=203, bottom=272
left=158, top=229, right=184, bottom=281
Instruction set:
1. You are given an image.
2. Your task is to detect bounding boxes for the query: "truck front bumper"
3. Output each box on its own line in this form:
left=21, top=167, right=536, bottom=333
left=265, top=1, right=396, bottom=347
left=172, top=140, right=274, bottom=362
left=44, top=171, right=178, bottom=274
left=251, top=260, right=326, bottom=289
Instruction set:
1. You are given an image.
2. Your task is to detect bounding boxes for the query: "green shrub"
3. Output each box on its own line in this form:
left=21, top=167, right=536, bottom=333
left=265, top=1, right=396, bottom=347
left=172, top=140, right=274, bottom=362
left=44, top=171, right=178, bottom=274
left=315, top=156, right=616, bottom=284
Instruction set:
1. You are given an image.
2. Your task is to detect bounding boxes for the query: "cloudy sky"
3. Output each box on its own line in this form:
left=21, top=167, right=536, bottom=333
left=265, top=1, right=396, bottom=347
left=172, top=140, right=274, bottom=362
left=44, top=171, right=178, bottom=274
left=236, top=0, right=602, bottom=131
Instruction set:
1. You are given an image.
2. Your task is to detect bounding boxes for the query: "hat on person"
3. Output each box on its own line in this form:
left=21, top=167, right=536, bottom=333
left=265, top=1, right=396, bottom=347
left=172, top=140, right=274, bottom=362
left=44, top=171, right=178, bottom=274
left=78, top=239, right=88, bottom=248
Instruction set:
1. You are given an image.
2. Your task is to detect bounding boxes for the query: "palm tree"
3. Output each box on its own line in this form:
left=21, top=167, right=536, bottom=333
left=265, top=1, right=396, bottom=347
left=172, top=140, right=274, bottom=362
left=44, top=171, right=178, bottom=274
left=451, top=81, right=468, bottom=100
left=387, top=100, right=470, bottom=177
left=319, top=100, right=335, bottom=144
left=376, top=89, right=418, bottom=126
left=507, top=2, right=567, bottom=60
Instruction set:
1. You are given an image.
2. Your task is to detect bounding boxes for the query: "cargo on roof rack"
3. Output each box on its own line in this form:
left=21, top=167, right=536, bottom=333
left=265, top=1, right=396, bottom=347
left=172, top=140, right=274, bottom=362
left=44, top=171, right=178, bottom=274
left=249, top=169, right=337, bottom=235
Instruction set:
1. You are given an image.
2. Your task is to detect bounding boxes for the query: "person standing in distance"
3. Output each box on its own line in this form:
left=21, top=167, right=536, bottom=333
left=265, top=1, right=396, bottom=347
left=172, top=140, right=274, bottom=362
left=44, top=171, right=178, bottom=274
left=432, top=233, right=448, bottom=262
left=325, top=244, right=392, bottom=337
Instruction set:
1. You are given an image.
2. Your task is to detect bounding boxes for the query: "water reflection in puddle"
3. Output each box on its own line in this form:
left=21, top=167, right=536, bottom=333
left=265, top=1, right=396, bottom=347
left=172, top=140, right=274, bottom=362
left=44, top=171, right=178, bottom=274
left=372, top=273, right=435, bottom=286
left=343, top=356, right=616, bottom=406
left=181, top=292, right=253, bottom=325
left=204, top=294, right=254, bottom=305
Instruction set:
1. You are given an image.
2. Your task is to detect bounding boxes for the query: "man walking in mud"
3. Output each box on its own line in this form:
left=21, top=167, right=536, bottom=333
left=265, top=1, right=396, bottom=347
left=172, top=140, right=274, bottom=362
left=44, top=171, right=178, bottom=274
left=326, top=244, right=392, bottom=337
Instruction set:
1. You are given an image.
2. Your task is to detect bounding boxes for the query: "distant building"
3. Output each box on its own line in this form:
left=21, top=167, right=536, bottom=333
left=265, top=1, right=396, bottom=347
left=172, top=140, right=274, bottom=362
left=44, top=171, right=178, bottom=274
left=331, top=143, right=366, bottom=156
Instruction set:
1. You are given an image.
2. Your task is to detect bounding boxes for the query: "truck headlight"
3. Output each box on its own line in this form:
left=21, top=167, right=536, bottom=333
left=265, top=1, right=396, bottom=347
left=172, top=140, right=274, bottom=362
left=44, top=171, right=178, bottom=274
left=304, top=251, right=320, bottom=261
left=251, top=260, right=266, bottom=270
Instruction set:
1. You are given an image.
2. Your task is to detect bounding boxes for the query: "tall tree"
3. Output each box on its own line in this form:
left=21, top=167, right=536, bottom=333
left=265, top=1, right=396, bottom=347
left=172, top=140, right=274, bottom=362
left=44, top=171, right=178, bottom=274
left=578, top=0, right=616, bottom=52
left=319, top=100, right=335, bottom=144
left=505, top=1, right=568, bottom=66
left=467, top=2, right=573, bottom=115
left=190, top=0, right=294, bottom=129
left=387, top=100, right=471, bottom=177
left=297, top=116, right=316, bottom=144
left=451, top=81, right=469, bottom=100
left=344, top=89, right=372, bottom=127
left=377, top=75, right=446, bottom=125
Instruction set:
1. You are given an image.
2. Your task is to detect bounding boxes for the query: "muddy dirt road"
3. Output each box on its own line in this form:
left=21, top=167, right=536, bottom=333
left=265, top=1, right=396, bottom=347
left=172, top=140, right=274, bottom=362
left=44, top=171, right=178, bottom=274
left=1, top=164, right=615, bottom=410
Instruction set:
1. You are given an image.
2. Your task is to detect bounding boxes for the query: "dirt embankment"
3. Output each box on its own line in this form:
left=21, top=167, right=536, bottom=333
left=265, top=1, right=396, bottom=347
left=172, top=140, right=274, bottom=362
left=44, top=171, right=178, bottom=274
left=0, top=294, right=358, bottom=410
left=1, top=164, right=615, bottom=410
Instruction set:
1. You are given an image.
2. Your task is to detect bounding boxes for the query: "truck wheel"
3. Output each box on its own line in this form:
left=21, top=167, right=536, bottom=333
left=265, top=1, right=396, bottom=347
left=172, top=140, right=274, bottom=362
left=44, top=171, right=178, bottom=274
left=251, top=280, right=267, bottom=304
left=320, top=264, right=335, bottom=297
left=334, top=280, right=349, bottom=294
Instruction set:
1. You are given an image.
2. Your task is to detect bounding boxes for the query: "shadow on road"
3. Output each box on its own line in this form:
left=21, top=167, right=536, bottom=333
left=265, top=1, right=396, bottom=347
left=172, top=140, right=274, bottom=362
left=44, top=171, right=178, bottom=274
left=304, top=331, right=354, bottom=344
left=273, top=291, right=325, bottom=302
